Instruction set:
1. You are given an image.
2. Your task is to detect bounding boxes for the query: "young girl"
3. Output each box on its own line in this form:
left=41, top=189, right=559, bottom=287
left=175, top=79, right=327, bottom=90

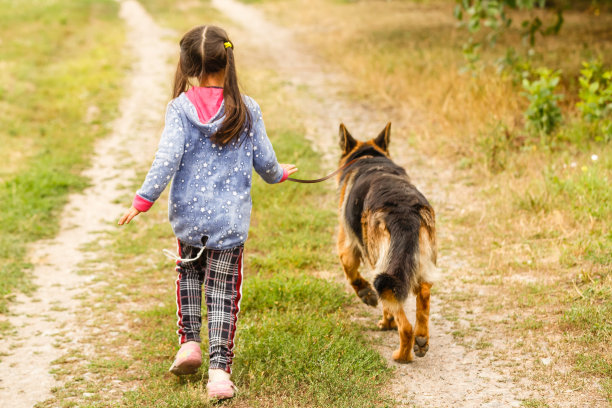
left=118, top=25, right=297, bottom=400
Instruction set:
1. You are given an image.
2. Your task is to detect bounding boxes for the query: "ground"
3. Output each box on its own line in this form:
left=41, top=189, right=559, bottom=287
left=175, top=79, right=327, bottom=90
left=0, top=0, right=608, bottom=407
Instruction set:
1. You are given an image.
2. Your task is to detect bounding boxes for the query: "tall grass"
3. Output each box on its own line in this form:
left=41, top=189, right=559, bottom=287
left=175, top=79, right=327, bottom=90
left=0, top=0, right=125, bottom=313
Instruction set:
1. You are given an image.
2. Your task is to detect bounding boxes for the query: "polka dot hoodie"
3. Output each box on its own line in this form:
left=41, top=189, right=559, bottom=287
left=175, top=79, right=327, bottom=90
left=133, top=93, right=285, bottom=250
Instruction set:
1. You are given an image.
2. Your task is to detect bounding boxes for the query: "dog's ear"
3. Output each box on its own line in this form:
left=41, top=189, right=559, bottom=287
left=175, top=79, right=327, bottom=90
left=374, top=122, right=391, bottom=152
left=339, top=123, right=357, bottom=155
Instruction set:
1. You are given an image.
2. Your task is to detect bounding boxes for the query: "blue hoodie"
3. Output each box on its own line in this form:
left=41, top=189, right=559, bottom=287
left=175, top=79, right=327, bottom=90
left=134, top=93, right=285, bottom=250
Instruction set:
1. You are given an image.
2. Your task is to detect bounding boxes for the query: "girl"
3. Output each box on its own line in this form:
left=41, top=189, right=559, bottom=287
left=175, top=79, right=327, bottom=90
left=118, top=25, right=297, bottom=400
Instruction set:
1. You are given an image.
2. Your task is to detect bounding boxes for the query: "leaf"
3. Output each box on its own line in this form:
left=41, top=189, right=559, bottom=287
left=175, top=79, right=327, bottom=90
left=468, top=18, right=481, bottom=32
left=522, top=78, right=531, bottom=89
left=454, top=5, right=463, bottom=20
left=581, top=69, right=593, bottom=80
left=550, top=77, right=560, bottom=87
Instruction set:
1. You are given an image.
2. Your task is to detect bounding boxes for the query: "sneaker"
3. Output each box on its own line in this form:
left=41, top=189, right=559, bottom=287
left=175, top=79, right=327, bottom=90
left=206, top=379, right=237, bottom=400
left=168, top=341, right=202, bottom=376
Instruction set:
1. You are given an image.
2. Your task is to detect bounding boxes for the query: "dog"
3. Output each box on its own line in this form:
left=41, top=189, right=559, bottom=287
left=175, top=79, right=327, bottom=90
left=336, top=123, right=437, bottom=363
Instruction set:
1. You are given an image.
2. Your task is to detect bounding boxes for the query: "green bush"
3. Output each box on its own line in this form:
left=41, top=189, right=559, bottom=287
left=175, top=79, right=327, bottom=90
left=577, top=60, right=612, bottom=141
left=522, top=68, right=564, bottom=135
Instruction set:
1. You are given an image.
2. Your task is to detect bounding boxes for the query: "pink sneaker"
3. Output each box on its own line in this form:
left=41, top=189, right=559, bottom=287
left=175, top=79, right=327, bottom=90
left=168, top=341, right=202, bottom=376
left=207, top=379, right=237, bottom=400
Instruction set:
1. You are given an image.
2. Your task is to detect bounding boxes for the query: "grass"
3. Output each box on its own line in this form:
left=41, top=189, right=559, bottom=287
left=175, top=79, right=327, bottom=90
left=243, top=0, right=612, bottom=403
left=140, top=0, right=227, bottom=32
left=0, top=0, right=125, bottom=313
left=38, top=3, right=393, bottom=407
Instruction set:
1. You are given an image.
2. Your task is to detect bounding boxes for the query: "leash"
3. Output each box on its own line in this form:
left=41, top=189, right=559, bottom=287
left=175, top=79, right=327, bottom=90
left=287, top=155, right=373, bottom=184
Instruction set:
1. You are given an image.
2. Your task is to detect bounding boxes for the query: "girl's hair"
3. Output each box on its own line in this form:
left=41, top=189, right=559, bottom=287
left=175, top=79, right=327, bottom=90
left=173, top=25, right=250, bottom=146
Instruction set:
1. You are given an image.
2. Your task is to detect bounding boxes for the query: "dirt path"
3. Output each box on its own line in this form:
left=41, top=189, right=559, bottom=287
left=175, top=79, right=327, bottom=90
left=212, top=0, right=534, bottom=406
left=0, top=1, right=175, bottom=406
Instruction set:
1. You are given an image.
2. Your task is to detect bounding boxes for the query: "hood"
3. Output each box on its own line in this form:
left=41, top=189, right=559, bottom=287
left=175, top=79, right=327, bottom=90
left=177, top=90, right=226, bottom=134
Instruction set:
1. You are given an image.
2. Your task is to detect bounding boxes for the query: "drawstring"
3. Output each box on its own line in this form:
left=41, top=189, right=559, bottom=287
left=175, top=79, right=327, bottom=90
left=163, top=245, right=206, bottom=264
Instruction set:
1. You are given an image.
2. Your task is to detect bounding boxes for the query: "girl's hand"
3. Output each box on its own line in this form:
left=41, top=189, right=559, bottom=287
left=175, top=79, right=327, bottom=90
left=118, top=206, right=141, bottom=225
left=280, top=163, right=298, bottom=176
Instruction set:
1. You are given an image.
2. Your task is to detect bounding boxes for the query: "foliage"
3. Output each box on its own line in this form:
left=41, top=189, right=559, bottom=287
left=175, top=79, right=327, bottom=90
left=521, top=68, right=563, bottom=135
left=578, top=61, right=612, bottom=121
left=454, top=0, right=564, bottom=67
left=576, top=60, right=612, bottom=141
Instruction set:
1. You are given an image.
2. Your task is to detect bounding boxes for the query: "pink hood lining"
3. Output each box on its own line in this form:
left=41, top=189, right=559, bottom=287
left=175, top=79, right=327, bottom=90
left=185, top=86, right=224, bottom=124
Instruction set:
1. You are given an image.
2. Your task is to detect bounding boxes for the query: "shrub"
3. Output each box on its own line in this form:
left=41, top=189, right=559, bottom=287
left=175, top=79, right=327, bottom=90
left=576, top=60, right=612, bottom=141
left=577, top=61, right=612, bottom=120
left=522, top=68, right=563, bottom=135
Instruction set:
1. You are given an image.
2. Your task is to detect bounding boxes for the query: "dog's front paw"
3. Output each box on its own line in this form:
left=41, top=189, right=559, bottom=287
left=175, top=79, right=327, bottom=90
left=357, top=287, right=378, bottom=307
left=413, top=336, right=429, bottom=357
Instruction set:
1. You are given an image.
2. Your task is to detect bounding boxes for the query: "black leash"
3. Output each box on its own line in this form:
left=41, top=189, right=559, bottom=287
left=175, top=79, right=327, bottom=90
left=287, top=155, right=373, bottom=184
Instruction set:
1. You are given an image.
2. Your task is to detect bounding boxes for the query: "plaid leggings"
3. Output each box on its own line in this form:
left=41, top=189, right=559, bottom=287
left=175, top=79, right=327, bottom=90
left=175, top=240, right=243, bottom=373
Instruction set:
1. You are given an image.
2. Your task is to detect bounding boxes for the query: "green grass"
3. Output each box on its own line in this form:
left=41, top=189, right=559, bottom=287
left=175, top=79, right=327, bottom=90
left=120, top=272, right=390, bottom=408
left=140, top=0, right=227, bottom=33
left=43, top=114, right=391, bottom=407
left=0, top=0, right=125, bottom=313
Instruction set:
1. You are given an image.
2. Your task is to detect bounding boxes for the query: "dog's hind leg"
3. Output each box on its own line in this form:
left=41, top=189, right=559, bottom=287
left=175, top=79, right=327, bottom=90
left=337, top=226, right=378, bottom=307
left=413, top=219, right=436, bottom=357
left=413, top=281, right=432, bottom=357
left=379, top=290, right=413, bottom=363
left=377, top=307, right=397, bottom=331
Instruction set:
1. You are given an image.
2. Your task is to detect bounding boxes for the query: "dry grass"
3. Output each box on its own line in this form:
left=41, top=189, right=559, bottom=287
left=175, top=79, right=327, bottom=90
left=251, top=0, right=612, bottom=404
left=264, top=1, right=612, bottom=147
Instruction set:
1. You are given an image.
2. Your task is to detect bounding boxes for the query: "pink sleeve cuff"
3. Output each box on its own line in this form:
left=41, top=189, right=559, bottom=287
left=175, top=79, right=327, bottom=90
left=132, top=194, right=154, bottom=212
left=279, top=168, right=289, bottom=183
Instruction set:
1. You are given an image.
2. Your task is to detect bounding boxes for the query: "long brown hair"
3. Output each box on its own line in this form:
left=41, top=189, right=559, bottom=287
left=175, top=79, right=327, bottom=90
left=173, top=25, right=250, bottom=146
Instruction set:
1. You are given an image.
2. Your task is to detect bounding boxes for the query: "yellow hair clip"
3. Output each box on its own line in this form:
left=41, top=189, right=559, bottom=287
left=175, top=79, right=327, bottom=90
left=224, top=41, right=233, bottom=49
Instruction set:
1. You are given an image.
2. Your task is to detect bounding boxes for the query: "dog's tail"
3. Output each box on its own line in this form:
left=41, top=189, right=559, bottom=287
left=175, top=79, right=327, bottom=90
left=372, top=209, right=423, bottom=302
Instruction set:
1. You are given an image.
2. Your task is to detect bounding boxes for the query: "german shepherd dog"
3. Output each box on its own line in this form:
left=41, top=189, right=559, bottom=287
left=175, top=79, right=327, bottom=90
left=336, top=123, right=437, bottom=363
